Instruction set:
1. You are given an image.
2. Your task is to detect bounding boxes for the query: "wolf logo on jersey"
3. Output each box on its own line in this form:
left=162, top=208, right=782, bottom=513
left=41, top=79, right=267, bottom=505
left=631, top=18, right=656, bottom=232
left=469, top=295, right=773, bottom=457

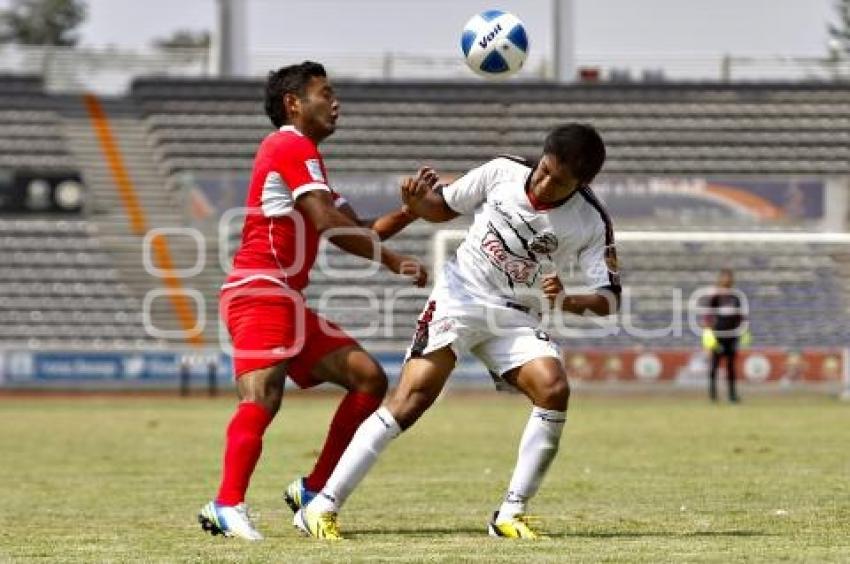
left=529, top=232, right=558, bottom=255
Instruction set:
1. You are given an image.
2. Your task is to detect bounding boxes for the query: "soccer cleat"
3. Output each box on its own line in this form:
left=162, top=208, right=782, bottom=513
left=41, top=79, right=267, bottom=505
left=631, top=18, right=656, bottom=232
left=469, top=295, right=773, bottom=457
left=487, top=511, right=544, bottom=539
left=293, top=507, right=343, bottom=540
left=198, top=501, right=263, bottom=541
left=283, top=477, right=317, bottom=514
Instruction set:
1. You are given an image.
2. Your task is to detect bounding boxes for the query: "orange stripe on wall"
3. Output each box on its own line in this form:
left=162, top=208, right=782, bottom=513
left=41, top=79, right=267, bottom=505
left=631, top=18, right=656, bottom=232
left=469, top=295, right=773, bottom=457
left=83, top=93, right=204, bottom=347
left=704, top=184, right=783, bottom=220
left=83, top=94, right=147, bottom=236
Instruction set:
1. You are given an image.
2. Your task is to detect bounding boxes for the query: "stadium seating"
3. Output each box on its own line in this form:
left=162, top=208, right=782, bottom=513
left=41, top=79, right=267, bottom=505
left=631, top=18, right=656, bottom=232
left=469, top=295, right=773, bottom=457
left=133, top=79, right=850, bottom=176
left=0, top=74, right=76, bottom=170
left=130, top=78, right=850, bottom=352
left=2, top=74, right=850, bottom=354
left=0, top=218, right=161, bottom=349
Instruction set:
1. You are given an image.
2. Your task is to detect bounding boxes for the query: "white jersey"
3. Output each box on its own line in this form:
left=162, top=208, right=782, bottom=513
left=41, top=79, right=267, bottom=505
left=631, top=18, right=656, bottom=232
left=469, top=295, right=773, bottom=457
left=441, top=156, right=619, bottom=314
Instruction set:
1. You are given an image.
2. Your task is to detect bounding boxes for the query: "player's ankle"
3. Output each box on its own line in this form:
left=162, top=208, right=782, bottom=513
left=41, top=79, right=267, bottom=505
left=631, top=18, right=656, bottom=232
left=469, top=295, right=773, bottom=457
left=308, top=491, right=339, bottom=514
left=496, top=503, right=525, bottom=522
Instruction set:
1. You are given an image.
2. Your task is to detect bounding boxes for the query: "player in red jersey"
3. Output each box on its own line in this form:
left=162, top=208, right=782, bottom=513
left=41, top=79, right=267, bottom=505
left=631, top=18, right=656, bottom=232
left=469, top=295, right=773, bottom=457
left=199, top=61, right=430, bottom=541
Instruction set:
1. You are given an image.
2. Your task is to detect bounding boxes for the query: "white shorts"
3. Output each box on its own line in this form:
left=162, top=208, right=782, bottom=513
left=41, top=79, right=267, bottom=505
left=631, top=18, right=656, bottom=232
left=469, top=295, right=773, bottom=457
left=405, top=279, right=562, bottom=379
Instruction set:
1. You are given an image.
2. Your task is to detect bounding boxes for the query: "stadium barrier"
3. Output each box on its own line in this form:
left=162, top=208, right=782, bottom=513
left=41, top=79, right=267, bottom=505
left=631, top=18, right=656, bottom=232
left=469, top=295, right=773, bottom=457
left=0, top=348, right=845, bottom=393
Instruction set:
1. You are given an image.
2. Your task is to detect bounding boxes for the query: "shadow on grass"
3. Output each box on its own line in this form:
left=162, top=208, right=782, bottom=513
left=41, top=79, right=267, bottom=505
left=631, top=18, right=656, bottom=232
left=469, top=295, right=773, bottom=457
left=349, top=528, right=771, bottom=539
left=347, top=527, right=485, bottom=538
left=553, top=530, right=772, bottom=539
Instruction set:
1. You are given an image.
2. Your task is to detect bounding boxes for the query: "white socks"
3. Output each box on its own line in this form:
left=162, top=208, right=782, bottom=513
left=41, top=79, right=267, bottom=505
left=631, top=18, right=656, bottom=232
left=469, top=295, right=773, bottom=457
left=497, top=406, right=566, bottom=522
left=306, top=404, right=565, bottom=521
left=308, top=407, right=401, bottom=514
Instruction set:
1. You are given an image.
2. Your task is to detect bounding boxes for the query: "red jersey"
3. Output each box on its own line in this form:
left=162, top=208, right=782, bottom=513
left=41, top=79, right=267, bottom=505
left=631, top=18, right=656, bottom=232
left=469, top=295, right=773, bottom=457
left=223, top=125, right=345, bottom=292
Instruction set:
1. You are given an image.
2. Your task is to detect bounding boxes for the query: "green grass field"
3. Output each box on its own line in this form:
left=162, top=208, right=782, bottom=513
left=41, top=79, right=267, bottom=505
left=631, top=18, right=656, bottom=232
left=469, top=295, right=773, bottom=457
left=0, top=392, right=848, bottom=563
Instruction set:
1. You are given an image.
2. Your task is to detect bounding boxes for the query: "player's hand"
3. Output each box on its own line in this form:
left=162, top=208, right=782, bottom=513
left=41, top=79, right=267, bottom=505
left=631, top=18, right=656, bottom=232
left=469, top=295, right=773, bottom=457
left=401, top=167, right=440, bottom=215
left=388, top=252, right=428, bottom=287
left=541, top=273, right=565, bottom=309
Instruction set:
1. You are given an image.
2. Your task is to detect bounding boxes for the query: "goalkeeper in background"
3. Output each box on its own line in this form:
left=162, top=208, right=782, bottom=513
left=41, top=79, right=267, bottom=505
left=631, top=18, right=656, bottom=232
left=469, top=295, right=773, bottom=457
left=702, top=268, right=748, bottom=403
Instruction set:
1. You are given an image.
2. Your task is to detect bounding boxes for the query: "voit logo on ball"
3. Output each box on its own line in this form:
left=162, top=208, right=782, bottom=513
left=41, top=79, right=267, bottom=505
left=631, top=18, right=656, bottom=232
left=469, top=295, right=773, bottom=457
left=461, top=10, right=529, bottom=78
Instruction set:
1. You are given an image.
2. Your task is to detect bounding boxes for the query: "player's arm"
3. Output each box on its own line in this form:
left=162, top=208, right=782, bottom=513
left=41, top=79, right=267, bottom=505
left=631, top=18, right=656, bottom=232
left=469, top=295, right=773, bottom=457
left=401, top=167, right=458, bottom=223
left=545, top=222, right=621, bottom=316
left=337, top=202, right=417, bottom=241
left=701, top=295, right=718, bottom=328
left=542, top=274, right=620, bottom=316
left=296, top=190, right=427, bottom=286
left=335, top=168, right=442, bottom=239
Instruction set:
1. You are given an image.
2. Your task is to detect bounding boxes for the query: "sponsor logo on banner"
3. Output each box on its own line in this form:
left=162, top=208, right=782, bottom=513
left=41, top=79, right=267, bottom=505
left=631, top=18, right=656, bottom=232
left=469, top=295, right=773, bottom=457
left=744, top=354, right=771, bottom=382
left=634, top=353, right=662, bottom=380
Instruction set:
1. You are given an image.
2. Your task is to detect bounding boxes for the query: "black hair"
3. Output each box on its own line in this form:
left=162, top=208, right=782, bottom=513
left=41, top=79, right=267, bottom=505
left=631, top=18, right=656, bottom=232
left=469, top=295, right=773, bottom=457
left=543, top=123, right=606, bottom=184
left=264, top=61, right=327, bottom=128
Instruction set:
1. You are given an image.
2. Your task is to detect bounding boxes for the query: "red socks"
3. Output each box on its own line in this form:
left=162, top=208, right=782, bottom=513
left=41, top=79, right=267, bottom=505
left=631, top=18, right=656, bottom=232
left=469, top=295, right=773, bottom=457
left=216, top=402, right=273, bottom=506
left=304, top=391, right=382, bottom=492
left=214, top=393, right=381, bottom=504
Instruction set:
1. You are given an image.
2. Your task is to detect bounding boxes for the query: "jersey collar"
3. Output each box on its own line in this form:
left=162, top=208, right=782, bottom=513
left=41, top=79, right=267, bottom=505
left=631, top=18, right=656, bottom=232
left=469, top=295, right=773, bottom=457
left=278, top=124, right=304, bottom=136
left=524, top=164, right=580, bottom=211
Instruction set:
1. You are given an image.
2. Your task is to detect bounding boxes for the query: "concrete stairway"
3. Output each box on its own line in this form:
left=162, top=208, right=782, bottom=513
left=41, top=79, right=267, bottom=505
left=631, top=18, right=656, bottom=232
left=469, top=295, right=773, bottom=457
left=59, top=95, right=224, bottom=348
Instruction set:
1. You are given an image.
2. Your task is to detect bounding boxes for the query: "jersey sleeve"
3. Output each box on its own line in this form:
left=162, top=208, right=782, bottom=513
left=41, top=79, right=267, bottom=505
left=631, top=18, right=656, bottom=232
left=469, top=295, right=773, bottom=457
left=578, top=221, right=621, bottom=292
left=262, top=135, right=331, bottom=216
left=276, top=136, right=330, bottom=198
left=441, top=160, right=496, bottom=215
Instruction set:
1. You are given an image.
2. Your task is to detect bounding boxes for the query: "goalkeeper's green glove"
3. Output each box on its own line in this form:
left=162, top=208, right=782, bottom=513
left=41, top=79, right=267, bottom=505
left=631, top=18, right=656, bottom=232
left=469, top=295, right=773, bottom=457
left=740, top=329, right=751, bottom=348
left=702, top=328, right=719, bottom=351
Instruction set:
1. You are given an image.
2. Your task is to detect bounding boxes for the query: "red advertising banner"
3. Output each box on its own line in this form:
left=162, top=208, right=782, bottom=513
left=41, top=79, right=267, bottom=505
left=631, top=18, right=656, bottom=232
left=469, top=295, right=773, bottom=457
left=563, top=348, right=844, bottom=384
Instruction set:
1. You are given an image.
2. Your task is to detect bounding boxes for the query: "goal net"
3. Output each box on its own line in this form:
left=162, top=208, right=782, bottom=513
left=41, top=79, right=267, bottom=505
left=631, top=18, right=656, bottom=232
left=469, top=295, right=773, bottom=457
left=432, top=229, right=850, bottom=389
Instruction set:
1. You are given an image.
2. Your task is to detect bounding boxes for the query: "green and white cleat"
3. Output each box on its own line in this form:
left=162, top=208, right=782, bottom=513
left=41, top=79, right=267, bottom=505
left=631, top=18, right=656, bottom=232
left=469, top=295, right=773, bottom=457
left=198, top=501, right=263, bottom=541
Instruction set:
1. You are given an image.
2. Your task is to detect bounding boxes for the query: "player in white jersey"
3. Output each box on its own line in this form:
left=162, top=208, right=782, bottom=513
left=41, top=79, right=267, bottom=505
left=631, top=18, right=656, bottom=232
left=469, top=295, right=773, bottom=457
left=295, top=123, right=620, bottom=540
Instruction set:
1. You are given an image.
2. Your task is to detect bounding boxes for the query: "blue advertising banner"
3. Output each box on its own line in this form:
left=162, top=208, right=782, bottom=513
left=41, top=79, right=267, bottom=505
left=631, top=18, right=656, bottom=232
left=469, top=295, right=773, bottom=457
left=0, top=350, right=234, bottom=387
left=593, top=177, right=824, bottom=222
left=0, top=350, right=487, bottom=389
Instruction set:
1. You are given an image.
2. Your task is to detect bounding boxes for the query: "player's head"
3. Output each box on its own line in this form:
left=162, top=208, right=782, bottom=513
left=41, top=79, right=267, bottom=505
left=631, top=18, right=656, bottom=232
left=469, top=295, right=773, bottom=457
left=717, top=268, right=734, bottom=288
left=529, top=123, right=605, bottom=199
left=542, top=123, right=606, bottom=185
left=264, top=61, right=339, bottom=141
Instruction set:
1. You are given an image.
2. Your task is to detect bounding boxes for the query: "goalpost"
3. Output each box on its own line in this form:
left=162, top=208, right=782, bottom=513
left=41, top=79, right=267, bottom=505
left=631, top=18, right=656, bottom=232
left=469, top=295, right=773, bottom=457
left=432, top=229, right=850, bottom=393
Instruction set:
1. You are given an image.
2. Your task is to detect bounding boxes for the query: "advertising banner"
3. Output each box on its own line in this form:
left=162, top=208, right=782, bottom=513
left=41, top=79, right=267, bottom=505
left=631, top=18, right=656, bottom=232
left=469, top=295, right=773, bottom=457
left=187, top=173, right=824, bottom=225
left=0, top=349, right=842, bottom=389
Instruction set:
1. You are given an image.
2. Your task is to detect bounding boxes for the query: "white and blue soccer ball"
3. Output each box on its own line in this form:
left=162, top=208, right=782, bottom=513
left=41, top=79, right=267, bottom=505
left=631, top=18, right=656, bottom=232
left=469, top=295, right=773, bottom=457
left=461, top=10, right=529, bottom=79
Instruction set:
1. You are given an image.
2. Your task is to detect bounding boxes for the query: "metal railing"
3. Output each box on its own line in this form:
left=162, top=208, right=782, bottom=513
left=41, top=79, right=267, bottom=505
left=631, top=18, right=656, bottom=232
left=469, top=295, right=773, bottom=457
left=2, top=44, right=849, bottom=94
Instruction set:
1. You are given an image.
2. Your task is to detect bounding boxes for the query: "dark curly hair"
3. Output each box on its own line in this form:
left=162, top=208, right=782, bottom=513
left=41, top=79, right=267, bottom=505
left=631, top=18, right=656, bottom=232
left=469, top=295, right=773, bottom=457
left=544, top=123, right=606, bottom=184
left=264, top=61, right=327, bottom=128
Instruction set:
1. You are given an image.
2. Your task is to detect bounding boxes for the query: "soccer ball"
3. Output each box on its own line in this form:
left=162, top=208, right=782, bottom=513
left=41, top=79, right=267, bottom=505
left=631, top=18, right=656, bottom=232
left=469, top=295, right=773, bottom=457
left=460, top=10, right=529, bottom=79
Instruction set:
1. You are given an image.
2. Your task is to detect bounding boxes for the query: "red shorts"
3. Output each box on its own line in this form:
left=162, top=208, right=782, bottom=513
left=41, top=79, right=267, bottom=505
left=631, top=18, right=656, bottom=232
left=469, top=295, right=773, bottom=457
left=220, top=280, right=357, bottom=386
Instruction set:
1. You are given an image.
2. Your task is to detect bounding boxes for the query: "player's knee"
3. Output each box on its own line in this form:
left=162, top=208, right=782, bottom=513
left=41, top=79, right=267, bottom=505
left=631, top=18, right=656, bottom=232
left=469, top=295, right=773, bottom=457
left=237, top=368, right=285, bottom=415
left=353, top=363, right=388, bottom=398
left=538, top=376, right=569, bottom=411
left=243, top=387, right=283, bottom=416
